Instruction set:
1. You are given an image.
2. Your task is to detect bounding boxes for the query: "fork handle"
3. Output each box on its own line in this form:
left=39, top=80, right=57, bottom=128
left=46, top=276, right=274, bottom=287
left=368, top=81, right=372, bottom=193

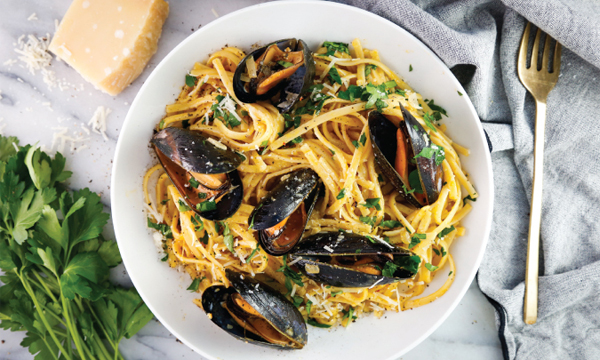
left=524, top=99, right=546, bottom=325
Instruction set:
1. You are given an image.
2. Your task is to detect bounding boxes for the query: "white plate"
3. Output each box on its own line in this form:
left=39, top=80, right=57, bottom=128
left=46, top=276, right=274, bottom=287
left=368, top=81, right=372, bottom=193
left=111, top=1, right=494, bottom=359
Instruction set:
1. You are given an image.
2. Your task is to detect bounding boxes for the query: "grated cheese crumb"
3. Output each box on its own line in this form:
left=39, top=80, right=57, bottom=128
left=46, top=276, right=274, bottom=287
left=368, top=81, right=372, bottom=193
left=27, top=13, right=38, bottom=21
left=87, top=106, right=111, bottom=141
left=211, top=8, right=219, bottom=18
left=207, top=137, right=227, bottom=150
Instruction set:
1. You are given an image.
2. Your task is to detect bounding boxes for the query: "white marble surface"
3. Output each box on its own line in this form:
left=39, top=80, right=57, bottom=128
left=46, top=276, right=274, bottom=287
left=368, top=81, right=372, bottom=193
left=0, top=1, right=503, bottom=359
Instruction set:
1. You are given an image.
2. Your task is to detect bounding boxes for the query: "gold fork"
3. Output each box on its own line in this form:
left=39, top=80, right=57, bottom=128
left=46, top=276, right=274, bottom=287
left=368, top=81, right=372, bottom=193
left=517, top=22, right=562, bottom=325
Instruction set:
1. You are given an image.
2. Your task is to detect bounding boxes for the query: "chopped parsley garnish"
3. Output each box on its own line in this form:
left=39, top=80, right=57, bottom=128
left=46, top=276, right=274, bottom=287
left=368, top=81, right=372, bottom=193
left=359, top=216, right=377, bottom=227
left=408, top=170, right=423, bottom=194
left=396, top=89, right=406, bottom=96
left=384, top=80, right=397, bottom=89
left=423, top=113, right=438, bottom=132
left=433, top=248, right=440, bottom=256
left=380, top=220, right=403, bottom=229
left=365, top=64, right=377, bottom=77
left=463, top=195, right=477, bottom=205
left=355, top=249, right=362, bottom=253
left=277, top=60, right=294, bottom=68
left=321, top=41, right=350, bottom=56
left=382, top=255, right=421, bottom=277
left=342, top=307, right=357, bottom=322
left=241, top=110, right=249, bottom=116
left=292, top=296, right=304, bottom=308
left=362, top=197, right=382, bottom=211
left=336, top=188, right=346, bottom=200
left=377, top=173, right=384, bottom=183
left=289, top=136, right=303, bottom=145
left=409, top=233, right=426, bottom=249
left=188, top=177, right=200, bottom=188
left=249, top=203, right=262, bottom=229
left=161, top=254, right=169, bottom=262
left=306, top=300, right=313, bottom=314
left=159, top=119, right=165, bottom=129
left=199, top=231, right=209, bottom=244
left=248, top=246, right=259, bottom=261
left=198, top=193, right=207, bottom=199
left=185, top=74, right=196, bottom=87
left=330, top=148, right=336, bottom=156
left=449, top=271, right=454, bottom=276
left=329, top=67, right=342, bottom=84
left=359, top=133, right=367, bottom=147
left=187, top=278, right=202, bottom=291
left=190, top=214, right=204, bottom=232
left=276, top=255, right=304, bottom=289
left=148, top=217, right=173, bottom=239
left=331, top=290, right=343, bottom=297
left=196, top=200, right=217, bottom=212
left=365, top=235, right=376, bottom=243
left=458, top=91, right=463, bottom=96
left=338, top=85, right=364, bottom=101
left=364, top=83, right=388, bottom=112
left=437, top=225, right=456, bottom=238
left=414, top=144, right=445, bottom=166
left=307, top=319, right=331, bottom=328
left=425, top=263, right=439, bottom=272
left=294, top=84, right=331, bottom=116
left=441, top=247, right=447, bottom=257
left=425, top=99, right=448, bottom=121
left=409, top=64, right=413, bottom=72
left=260, top=140, right=269, bottom=147
left=178, top=199, right=192, bottom=212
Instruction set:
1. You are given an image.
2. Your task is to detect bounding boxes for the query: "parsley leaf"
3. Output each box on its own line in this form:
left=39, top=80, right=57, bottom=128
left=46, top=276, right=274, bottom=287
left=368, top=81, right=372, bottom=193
left=409, top=233, right=426, bottom=249
left=338, top=85, right=365, bottom=102
left=328, top=67, right=342, bottom=85
left=196, top=200, right=217, bottom=212
left=458, top=91, right=463, bottom=96
left=322, top=41, right=350, bottom=55
left=425, top=263, right=439, bottom=272
left=437, top=225, right=456, bottom=238
left=277, top=60, right=294, bottom=68
left=380, top=220, right=403, bottom=229
left=365, top=64, right=377, bottom=77
left=178, top=199, right=191, bottom=212
left=408, top=170, right=424, bottom=194
left=423, top=113, right=438, bottom=132
left=409, top=64, right=413, bottom=72
left=185, top=74, right=196, bottom=87
left=147, top=217, right=173, bottom=239
left=359, top=216, right=377, bottom=227
left=306, top=300, right=313, bottom=314
left=276, top=255, right=304, bottom=288
left=362, top=197, right=381, bottom=211
left=463, top=195, right=477, bottom=205
left=187, top=278, right=201, bottom=291
left=307, top=318, right=332, bottom=328
left=188, top=177, right=200, bottom=188
left=336, top=188, right=346, bottom=200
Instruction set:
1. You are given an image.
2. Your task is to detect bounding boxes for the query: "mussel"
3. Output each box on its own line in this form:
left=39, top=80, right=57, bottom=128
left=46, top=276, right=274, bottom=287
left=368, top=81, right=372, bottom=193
left=290, top=232, right=421, bottom=288
left=233, top=39, right=315, bottom=113
left=369, top=106, right=443, bottom=207
left=201, top=269, right=307, bottom=349
left=248, top=168, right=322, bottom=256
left=151, top=127, right=243, bottom=221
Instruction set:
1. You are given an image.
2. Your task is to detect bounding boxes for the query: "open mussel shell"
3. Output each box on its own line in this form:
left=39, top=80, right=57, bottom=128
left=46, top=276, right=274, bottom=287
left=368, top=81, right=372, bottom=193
left=290, top=232, right=419, bottom=288
left=201, top=269, right=307, bottom=349
left=151, top=127, right=244, bottom=220
left=233, top=38, right=315, bottom=113
left=368, top=107, right=443, bottom=207
left=249, top=168, right=322, bottom=256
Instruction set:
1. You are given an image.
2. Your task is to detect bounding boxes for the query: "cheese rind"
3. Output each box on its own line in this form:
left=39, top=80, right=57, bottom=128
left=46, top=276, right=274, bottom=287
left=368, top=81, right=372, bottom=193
left=50, top=0, right=169, bottom=96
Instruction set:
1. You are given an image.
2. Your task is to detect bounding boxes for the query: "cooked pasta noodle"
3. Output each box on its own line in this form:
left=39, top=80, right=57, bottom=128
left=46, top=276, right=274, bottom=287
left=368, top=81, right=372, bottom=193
left=144, top=39, right=477, bottom=327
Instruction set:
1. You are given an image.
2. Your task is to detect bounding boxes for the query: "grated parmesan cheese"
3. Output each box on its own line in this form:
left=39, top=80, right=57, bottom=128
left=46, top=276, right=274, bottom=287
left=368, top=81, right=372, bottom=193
left=87, top=106, right=112, bottom=141
left=27, top=13, right=38, bottom=21
left=211, top=8, right=219, bottom=18
left=51, top=126, right=90, bottom=153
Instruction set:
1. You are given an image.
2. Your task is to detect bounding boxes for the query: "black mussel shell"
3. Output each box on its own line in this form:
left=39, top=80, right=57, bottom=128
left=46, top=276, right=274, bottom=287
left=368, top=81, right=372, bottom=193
left=151, top=127, right=244, bottom=220
left=233, top=38, right=315, bottom=112
left=290, top=232, right=420, bottom=288
left=249, top=168, right=321, bottom=256
left=369, top=108, right=442, bottom=207
left=151, top=128, right=243, bottom=174
left=202, top=269, right=307, bottom=349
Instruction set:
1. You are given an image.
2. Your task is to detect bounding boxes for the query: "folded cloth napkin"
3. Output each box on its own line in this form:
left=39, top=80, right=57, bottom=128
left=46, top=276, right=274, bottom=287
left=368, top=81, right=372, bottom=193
left=331, top=0, right=600, bottom=359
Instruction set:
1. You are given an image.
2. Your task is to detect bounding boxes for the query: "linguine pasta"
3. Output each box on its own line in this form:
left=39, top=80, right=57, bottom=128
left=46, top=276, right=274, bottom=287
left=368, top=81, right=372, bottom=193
left=143, top=38, right=477, bottom=328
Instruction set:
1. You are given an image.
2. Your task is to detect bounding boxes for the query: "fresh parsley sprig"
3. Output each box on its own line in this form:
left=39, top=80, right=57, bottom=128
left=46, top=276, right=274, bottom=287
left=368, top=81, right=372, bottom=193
left=0, top=136, right=153, bottom=360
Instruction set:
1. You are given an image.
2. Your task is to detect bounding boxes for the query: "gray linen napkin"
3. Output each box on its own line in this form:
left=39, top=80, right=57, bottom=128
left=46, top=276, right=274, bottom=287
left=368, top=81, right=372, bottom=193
left=331, top=0, right=600, bottom=359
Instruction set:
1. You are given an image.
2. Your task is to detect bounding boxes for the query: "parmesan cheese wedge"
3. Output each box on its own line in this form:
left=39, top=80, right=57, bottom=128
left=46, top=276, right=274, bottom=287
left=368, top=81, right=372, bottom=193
left=49, top=0, right=169, bottom=95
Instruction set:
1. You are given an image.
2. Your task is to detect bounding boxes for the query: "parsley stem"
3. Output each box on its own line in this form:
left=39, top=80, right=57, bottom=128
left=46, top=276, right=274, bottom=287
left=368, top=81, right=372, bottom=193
left=32, top=270, right=60, bottom=303
left=40, top=337, right=60, bottom=360
left=19, top=273, right=73, bottom=360
left=61, top=294, right=87, bottom=360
